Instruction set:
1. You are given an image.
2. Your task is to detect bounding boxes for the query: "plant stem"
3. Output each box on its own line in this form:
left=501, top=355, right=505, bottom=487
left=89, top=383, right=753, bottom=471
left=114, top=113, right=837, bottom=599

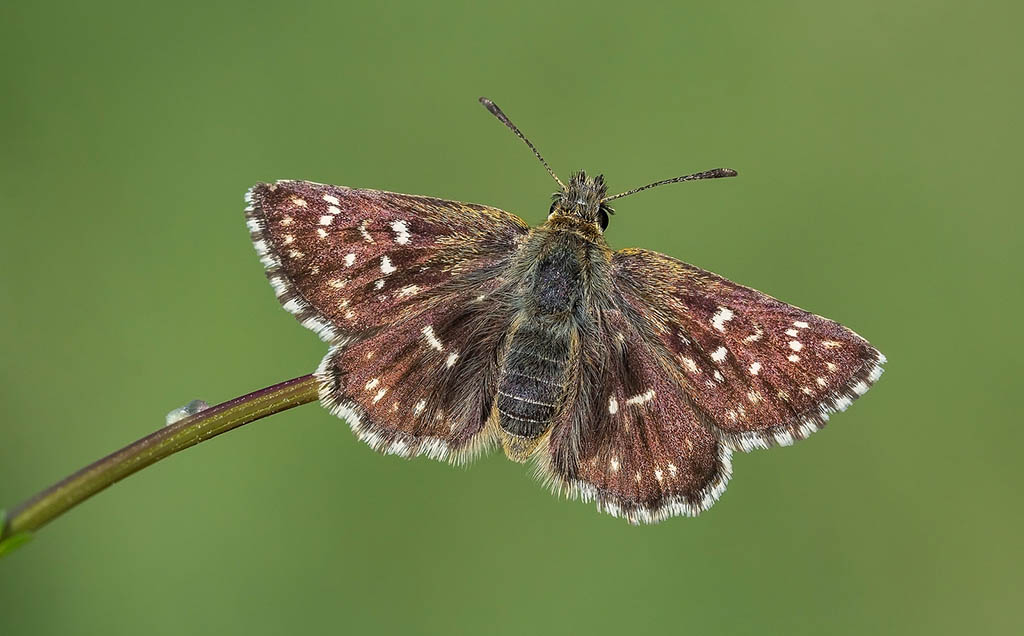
left=0, top=374, right=320, bottom=556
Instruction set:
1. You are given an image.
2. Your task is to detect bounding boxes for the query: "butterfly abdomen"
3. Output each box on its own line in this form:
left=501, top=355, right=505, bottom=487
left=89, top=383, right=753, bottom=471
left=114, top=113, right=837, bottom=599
left=495, top=323, right=575, bottom=461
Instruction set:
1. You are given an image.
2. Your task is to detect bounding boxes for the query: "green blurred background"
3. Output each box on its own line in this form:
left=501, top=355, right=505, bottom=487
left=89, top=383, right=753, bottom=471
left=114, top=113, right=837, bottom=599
left=2, top=1, right=1020, bottom=634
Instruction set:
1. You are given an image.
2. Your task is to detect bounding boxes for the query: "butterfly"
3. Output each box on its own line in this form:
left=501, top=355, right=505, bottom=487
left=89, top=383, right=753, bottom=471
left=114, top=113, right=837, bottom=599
left=244, top=97, right=885, bottom=524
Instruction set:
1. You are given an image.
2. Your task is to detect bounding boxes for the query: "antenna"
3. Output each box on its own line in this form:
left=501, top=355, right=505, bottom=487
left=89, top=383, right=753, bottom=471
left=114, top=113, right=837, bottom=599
left=479, top=97, right=566, bottom=191
left=603, top=168, right=738, bottom=203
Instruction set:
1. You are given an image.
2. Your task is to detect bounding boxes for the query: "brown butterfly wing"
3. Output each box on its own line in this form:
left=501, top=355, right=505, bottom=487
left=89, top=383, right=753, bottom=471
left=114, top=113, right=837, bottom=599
left=247, top=180, right=528, bottom=459
left=246, top=180, right=529, bottom=342
left=542, top=308, right=733, bottom=524
left=611, top=248, right=885, bottom=452
left=316, top=284, right=516, bottom=463
left=543, top=247, right=884, bottom=523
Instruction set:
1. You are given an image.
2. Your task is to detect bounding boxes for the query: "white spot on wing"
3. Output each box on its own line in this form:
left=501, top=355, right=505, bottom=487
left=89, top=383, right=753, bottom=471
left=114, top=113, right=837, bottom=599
left=365, top=378, right=379, bottom=391
left=710, top=346, right=728, bottom=362
left=380, top=256, right=396, bottom=274
left=319, top=215, right=333, bottom=226
left=608, top=397, right=619, bottom=414
left=391, top=220, right=411, bottom=244
left=625, top=389, right=656, bottom=405
left=422, top=325, right=444, bottom=351
left=794, top=320, right=809, bottom=329
left=682, top=357, right=699, bottom=374
left=711, top=306, right=734, bottom=332
left=344, top=253, right=356, bottom=267
left=322, top=194, right=340, bottom=205
left=445, top=352, right=459, bottom=367
left=789, top=340, right=803, bottom=352
left=358, top=220, right=374, bottom=243
left=749, top=362, right=761, bottom=376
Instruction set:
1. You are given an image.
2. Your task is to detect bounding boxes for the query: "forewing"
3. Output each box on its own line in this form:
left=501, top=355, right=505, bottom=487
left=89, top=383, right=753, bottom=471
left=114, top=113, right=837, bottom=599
left=544, top=310, right=732, bottom=524
left=316, top=285, right=514, bottom=463
left=245, top=180, right=529, bottom=341
left=612, top=249, right=886, bottom=452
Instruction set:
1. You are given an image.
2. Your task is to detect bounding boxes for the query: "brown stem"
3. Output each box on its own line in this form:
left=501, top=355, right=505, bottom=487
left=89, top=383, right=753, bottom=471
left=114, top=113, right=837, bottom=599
left=0, top=374, right=320, bottom=557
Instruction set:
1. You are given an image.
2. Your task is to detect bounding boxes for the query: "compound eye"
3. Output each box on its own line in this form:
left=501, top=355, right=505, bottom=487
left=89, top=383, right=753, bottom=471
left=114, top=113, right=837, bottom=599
left=597, top=209, right=609, bottom=231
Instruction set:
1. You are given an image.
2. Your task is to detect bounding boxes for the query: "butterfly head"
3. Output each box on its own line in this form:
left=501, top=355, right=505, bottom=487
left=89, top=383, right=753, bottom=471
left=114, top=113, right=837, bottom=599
left=549, top=171, right=615, bottom=231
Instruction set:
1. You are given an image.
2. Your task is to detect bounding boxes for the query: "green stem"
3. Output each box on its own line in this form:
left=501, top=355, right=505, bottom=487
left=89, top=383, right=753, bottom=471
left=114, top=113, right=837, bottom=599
left=0, top=374, right=320, bottom=557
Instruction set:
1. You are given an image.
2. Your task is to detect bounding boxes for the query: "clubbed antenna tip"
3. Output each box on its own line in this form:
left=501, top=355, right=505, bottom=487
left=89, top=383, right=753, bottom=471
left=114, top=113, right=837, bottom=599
left=604, top=168, right=738, bottom=203
left=479, top=97, right=565, bottom=190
